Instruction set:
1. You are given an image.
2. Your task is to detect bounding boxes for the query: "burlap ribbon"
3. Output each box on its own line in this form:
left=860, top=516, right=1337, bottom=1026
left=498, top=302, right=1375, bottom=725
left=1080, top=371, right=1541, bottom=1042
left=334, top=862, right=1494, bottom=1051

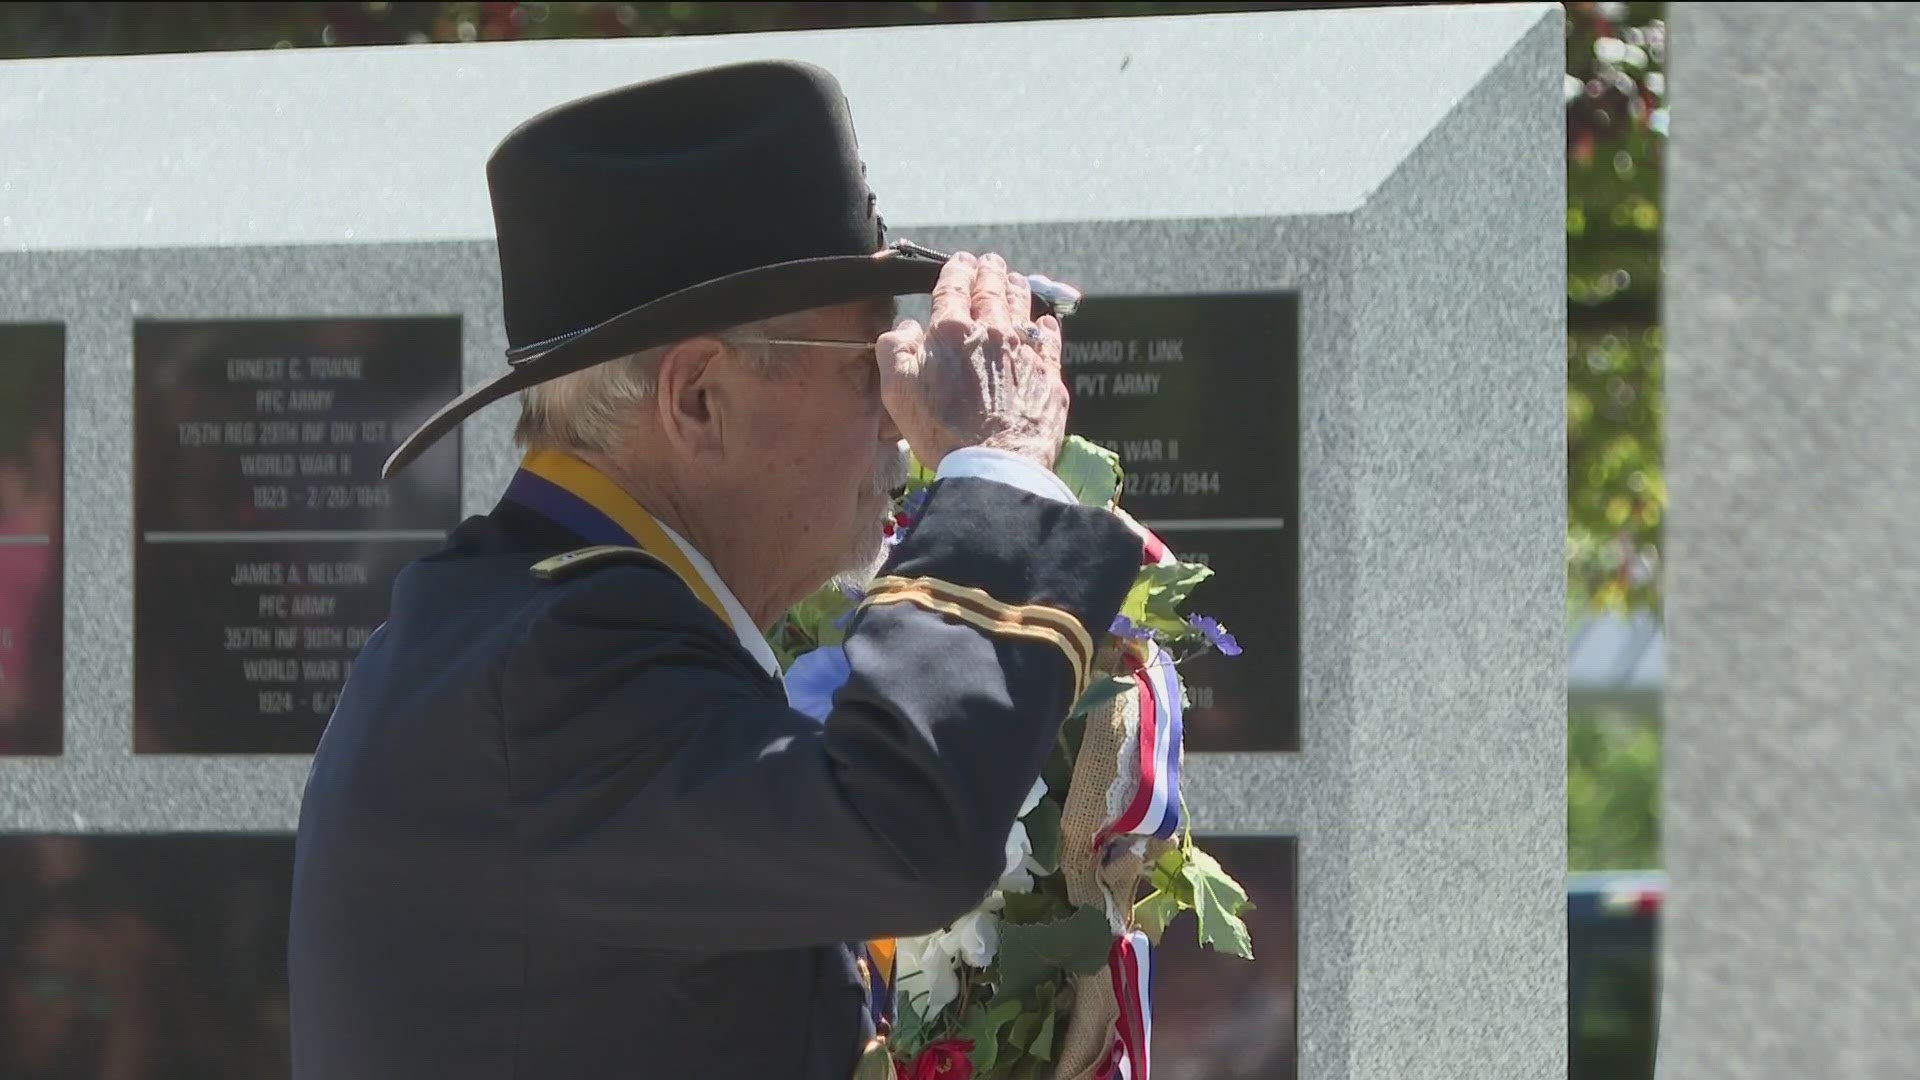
left=1050, top=643, right=1177, bottom=1080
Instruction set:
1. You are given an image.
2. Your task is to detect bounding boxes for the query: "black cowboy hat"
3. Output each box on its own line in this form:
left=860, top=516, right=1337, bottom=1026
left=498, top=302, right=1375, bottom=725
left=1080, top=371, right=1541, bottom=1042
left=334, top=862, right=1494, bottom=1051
left=383, top=60, right=1074, bottom=478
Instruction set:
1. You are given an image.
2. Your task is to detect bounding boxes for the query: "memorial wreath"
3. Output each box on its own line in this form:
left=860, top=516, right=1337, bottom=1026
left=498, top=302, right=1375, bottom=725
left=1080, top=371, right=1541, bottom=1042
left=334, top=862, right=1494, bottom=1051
left=774, top=436, right=1255, bottom=1080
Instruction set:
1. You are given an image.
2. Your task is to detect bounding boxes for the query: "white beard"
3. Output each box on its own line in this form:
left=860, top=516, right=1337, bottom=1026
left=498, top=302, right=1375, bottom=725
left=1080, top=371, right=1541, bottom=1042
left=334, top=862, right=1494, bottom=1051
left=826, top=440, right=911, bottom=590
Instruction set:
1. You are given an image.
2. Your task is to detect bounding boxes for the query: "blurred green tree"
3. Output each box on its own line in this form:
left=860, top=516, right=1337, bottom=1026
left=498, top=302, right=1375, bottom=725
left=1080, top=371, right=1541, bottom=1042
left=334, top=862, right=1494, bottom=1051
left=1565, top=2, right=1665, bottom=618
left=1569, top=707, right=1661, bottom=870
left=1561, top=2, right=1665, bottom=871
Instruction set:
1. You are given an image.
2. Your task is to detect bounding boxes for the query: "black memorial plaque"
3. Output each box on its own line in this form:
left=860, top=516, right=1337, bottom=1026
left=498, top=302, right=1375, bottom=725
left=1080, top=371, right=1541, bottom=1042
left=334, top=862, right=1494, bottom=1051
left=1062, top=294, right=1300, bottom=751
left=133, top=318, right=460, bottom=753
left=0, top=325, right=65, bottom=756
left=1149, top=835, right=1299, bottom=1080
left=1158, top=529, right=1300, bottom=752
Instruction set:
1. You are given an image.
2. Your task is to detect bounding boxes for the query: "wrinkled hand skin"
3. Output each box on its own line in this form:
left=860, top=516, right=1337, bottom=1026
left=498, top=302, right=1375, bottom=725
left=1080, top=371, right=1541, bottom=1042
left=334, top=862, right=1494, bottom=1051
left=877, top=251, right=1070, bottom=472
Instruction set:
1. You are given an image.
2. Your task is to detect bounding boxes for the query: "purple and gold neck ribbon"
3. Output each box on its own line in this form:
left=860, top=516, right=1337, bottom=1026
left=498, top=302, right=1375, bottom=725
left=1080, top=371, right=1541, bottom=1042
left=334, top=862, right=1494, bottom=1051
left=506, top=450, right=731, bottom=628
left=863, top=939, right=896, bottom=1030
left=508, top=449, right=898, bottom=1026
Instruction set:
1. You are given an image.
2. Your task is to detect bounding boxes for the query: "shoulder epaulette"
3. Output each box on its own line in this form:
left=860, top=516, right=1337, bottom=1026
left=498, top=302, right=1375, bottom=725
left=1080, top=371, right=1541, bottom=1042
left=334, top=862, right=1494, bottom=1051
left=530, top=545, right=667, bottom=582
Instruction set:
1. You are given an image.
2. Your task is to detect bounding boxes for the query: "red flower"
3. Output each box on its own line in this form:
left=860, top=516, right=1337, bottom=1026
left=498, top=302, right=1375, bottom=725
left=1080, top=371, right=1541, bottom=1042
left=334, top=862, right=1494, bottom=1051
left=905, top=1039, right=973, bottom=1080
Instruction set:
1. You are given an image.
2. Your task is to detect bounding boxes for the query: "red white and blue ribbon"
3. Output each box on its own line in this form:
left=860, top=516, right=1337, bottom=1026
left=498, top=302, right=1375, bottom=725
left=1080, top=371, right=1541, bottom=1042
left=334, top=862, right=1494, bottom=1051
left=1096, top=930, right=1156, bottom=1080
left=1093, top=644, right=1185, bottom=853
left=1124, top=512, right=1179, bottom=568
left=1139, top=647, right=1184, bottom=840
left=1089, top=515, right=1185, bottom=1080
left=1100, top=510, right=1185, bottom=848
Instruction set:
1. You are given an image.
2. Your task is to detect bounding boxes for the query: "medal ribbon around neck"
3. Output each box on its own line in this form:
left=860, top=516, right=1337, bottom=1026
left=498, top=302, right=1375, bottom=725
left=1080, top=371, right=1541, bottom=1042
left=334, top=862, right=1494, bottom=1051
left=506, top=450, right=731, bottom=627
left=506, top=450, right=898, bottom=1026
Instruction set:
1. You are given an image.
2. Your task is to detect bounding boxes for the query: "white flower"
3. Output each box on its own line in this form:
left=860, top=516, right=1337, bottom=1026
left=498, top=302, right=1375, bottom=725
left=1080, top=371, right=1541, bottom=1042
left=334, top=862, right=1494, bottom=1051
left=998, top=776, right=1051, bottom=893
left=894, top=932, right=961, bottom=1018
left=900, top=775, right=1053, bottom=1017
left=895, top=894, right=1006, bottom=1018
left=939, top=901, right=1003, bottom=969
left=1000, top=820, right=1035, bottom=893
left=1018, top=776, right=1047, bottom=818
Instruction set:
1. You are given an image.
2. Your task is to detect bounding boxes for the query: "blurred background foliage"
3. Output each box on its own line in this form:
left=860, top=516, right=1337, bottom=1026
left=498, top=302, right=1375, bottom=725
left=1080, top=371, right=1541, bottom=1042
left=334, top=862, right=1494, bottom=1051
left=1563, top=0, right=1663, bottom=872
left=1569, top=708, right=1660, bottom=870
left=2, top=0, right=1668, bottom=869
left=1565, top=1, right=1665, bottom=621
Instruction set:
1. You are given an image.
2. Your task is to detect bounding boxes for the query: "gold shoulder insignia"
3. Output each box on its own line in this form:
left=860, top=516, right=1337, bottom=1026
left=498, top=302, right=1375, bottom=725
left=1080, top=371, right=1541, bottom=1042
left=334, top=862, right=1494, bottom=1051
left=530, top=545, right=666, bottom=582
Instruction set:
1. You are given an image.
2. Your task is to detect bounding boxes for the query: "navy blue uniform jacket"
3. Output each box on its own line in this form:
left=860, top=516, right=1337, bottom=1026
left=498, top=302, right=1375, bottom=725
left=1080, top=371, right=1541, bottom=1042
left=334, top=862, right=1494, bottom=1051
left=287, top=474, right=1142, bottom=1079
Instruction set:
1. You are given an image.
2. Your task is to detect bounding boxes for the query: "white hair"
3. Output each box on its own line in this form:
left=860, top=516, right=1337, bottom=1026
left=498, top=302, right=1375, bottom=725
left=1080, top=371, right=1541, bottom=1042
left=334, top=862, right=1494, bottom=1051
left=512, top=311, right=818, bottom=452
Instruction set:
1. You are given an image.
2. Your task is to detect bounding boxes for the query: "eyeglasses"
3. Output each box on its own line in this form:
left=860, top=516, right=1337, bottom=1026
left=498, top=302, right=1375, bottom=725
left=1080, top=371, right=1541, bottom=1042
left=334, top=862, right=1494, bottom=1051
left=750, top=338, right=876, bottom=350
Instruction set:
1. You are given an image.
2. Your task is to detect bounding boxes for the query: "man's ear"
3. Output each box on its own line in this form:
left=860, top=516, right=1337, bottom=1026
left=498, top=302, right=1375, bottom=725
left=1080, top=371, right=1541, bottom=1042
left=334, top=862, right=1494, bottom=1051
left=650, top=336, right=731, bottom=457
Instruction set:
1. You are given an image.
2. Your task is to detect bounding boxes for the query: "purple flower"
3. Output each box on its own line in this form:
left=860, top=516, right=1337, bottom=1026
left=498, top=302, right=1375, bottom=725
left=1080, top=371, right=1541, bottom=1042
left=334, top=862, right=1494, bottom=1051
left=786, top=646, right=851, bottom=723
left=1109, top=614, right=1155, bottom=641
left=1188, top=614, right=1242, bottom=656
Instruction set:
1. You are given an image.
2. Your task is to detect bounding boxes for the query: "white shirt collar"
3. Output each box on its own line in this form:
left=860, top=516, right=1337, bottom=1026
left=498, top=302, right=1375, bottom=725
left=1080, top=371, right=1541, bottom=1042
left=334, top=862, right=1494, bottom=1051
left=650, top=517, right=785, bottom=685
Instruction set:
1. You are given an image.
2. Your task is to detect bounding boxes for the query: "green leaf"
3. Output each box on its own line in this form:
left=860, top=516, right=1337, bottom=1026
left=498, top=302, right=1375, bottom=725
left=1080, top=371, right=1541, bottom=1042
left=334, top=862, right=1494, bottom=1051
left=1117, top=574, right=1153, bottom=625
left=775, top=585, right=858, bottom=659
left=969, top=1034, right=999, bottom=1074
left=892, top=986, right=932, bottom=1056
left=1148, top=846, right=1194, bottom=905
left=1157, top=846, right=1187, bottom=873
left=1068, top=675, right=1132, bottom=720
left=1181, top=848, right=1255, bottom=959
left=1042, top=738, right=1074, bottom=799
left=1012, top=1054, right=1050, bottom=1080
left=1028, top=1009, right=1057, bottom=1062
left=1058, top=708, right=1087, bottom=758
left=1119, top=560, right=1216, bottom=637
left=1132, top=889, right=1183, bottom=945
left=1037, top=868, right=1072, bottom=907
left=1052, top=435, right=1123, bottom=507
left=1007, top=1011, right=1042, bottom=1059
left=1024, top=797, right=1062, bottom=875
left=1045, top=708, right=1088, bottom=799
left=1152, top=846, right=1187, bottom=885
left=995, top=904, right=1114, bottom=1004
left=961, top=996, right=1023, bottom=1073
left=997, top=889, right=1068, bottom=926
left=908, top=452, right=937, bottom=491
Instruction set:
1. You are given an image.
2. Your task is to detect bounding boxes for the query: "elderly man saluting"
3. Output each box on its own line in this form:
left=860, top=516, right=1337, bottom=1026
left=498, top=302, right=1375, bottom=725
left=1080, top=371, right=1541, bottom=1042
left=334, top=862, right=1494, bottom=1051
left=287, top=60, right=1142, bottom=1080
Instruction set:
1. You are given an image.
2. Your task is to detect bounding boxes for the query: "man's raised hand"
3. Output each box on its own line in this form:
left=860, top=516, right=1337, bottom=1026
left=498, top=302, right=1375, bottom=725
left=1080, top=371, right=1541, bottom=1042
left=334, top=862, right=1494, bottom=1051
left=876, top=252, right=1068, bottom=471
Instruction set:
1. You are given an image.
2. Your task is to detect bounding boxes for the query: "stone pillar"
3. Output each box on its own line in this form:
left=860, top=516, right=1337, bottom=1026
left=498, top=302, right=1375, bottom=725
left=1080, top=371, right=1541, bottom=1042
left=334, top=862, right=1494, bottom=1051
left=1663, top=4, right=1920, bottom=1076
